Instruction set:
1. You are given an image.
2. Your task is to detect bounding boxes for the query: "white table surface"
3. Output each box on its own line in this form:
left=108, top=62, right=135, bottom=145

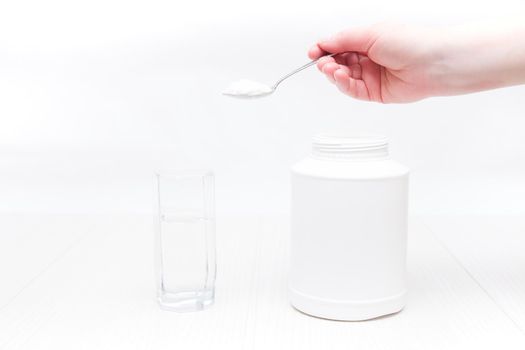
left=1, top=214, right=524, bottom=349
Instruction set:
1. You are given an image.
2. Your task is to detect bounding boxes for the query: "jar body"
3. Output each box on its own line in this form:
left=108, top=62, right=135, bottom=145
left=290, top=156, right=409, bottom=321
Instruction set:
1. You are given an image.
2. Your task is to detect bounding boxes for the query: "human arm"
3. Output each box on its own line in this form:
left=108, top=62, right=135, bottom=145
left=309, top=21, right=525, bottom=103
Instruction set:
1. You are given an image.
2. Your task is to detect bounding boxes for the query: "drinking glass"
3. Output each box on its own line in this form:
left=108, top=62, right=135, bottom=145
left=155, top=170, right=216, bottom=312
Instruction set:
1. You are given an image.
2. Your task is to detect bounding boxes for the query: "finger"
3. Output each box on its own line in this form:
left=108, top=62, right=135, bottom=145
left=334, top=52, right=350, bottom=65
left=350, top=64, right=362, bottom=79
left=337, top=65, right=351, bottom=76
left=334, top=68, right=371, bottom=101
left=354, top=79, right=371, bottom=100
left=316, top=55, right=335, bottom=72
left=333, top=52, right=362, bottom=78
left=319, top=26, right=378, bottom=54
left=334, top=68, right=351, bottom=95
left=308, top=44, right=326, bottom=60
left=358, top=56, right=382, bottom=101
left=347, top=52, right=359, bottom=65
left=322, top=62, right=341, bottom=83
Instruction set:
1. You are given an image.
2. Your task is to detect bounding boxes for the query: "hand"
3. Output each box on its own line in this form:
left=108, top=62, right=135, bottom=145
left=309, top=23, right=442, bottom=103
left=310, top=21, right=525, bottom=103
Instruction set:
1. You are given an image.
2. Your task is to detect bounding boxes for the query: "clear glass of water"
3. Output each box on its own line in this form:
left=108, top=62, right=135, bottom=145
left=155, top=170, right=216, bottom=312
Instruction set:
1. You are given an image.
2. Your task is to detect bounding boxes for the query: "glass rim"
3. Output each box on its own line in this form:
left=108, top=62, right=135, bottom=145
left=155, top=169, right=214, bottom=179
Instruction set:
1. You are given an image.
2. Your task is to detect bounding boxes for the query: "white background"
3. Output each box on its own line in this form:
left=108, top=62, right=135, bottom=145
left=1, top=0, right=525, bottom=215
left=1, top=3, right=525, bottom=348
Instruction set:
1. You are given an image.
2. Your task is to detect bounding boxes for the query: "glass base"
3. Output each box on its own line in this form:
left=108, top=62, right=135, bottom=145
left=158, top=289, right=214, bottom=312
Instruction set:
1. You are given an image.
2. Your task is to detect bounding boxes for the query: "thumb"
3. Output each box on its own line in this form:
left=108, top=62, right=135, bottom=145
left=319, top=26, right=379, bottom=54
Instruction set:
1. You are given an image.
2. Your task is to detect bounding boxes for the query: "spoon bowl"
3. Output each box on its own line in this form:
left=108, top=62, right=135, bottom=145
left=222, top=53, right=337, bottom=98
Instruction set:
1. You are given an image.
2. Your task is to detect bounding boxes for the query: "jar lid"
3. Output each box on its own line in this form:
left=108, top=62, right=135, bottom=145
left=312, top=133, right=389, bottom=160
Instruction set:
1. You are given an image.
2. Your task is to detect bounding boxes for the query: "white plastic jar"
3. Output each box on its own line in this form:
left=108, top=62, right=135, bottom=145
left=290, top=134, right=409, bottom=321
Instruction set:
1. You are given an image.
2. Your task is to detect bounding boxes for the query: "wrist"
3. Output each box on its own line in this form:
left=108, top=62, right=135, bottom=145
left=430, top=23, right=525, bottom=96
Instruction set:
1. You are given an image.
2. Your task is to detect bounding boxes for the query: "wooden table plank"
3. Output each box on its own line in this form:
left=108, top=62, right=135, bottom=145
left=0, top=215, right=523, bottom=349
left=0, top=214, right=93, bottom=309
left=422, top=215, right=525, bottom=334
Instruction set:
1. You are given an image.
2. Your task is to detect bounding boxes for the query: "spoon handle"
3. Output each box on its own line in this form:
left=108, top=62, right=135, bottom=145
left=272, top=53, right=337, bottom=90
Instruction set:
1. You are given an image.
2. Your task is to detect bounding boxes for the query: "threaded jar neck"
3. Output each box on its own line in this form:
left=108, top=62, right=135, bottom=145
left=311, top=134, right=389, bottom=161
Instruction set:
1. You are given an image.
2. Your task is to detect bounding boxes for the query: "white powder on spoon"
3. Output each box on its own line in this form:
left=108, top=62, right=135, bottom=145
left=222, top=79, right=273, bottom=98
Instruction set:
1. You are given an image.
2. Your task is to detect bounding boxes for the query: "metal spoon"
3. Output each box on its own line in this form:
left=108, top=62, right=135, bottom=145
left=223, top=53, right=337, bottom=98
left=270, top=53, right=337, bottom=94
